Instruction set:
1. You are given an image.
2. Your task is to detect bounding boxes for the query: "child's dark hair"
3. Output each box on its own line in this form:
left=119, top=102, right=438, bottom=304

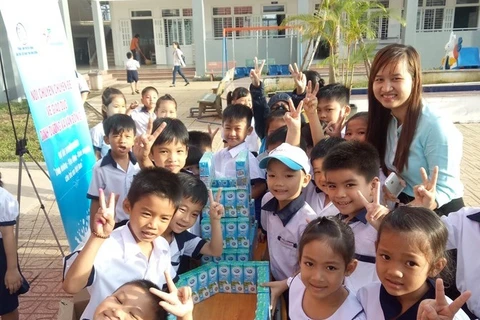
left=142, top=86, right=159, bottom=96
left=265, top=125, right=307, bottom=152
left=301, top=124, right=314, bottom=151
left=126, top=52, right=133, bottom=59
left=127, top=167, right=183, bottom=208
left=101, top=87, right=126, bottom=119
left=185, top=145, right=203, bottom=167
left=322, top=141, right=379, bottom=181
left=316, top=83, right=350, bottom=106
left=222, top=104, right=253, bottom=127
left=103, top=114, right=136, bottom=137
left=0, top=172, right=3, bottom=188
left=303, top=70, right=325, bottom=89
left=265, top=108, right=287, bottom=135
left=152, top=118, right=189, bottom=147
left=177, top=172, right=208, bottom=207
left=310, top=137, right=345, bottom=162
left=188, top=131, right=212, bottom=152
left=118, top=279, right=166, bottom=320
left=346, top=111, right=368, bottom=126
left=299, top=216, right=355, bottom=266
left=155, top=94, right=178, bottom=113
left=226, top=87, right=250, bottom=105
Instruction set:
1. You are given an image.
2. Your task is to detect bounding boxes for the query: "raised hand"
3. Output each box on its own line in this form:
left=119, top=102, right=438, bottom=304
left=284, top=98, right=304, bottom=130
left=409, top=166, right=438, bottom=210
left=208, top=123, right=220, bottom=141
left=325, top=108, right=347, bottom=138
left=133, top=116, right=166, bottom=168
left=289, top=63, right=307, bottom=94
left=250, top=57, right=265, bottom=87
left=357, top=180, right=389, bottom=230
left=417, top=278, right=471, bottom=320
left=209, top=189, right=224, bottom=220
left=302, top=80, right=320, bottom=117
left=150, top=271, right=194, bottom=318
left=92, top=189, right=115, bottom=238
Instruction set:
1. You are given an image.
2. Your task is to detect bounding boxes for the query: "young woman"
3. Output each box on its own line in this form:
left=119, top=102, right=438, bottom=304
left=171, top=42, right=189, bottom=87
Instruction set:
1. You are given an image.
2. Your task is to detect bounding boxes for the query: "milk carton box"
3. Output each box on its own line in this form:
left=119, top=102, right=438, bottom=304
left=223, top=188, right=237, bottom=217
left=218, top=262, right=231, bottom=293
left=237, top=218, right=250, bottom=248
left=199, top=152, right=214, bottom=177
left=230, top=264, right=244, bottom=293
left=235, top=150, right=250, bottom=188
left=207, top=263, right=219, bottom=296
left=243, top=262, right=257, bottom=293
left=236, top=189, right=250, bottom=217
left=237, top=249, right=250, bottom=262
left=256, top=262, right=270, bottom=293
left=255, top=293, right=271, bottom=320
left=224, top=249, right=236, bottom=262
left=197, top=266, right=210, bottom=300
left=224, top=218, right=238, bottom=248
left=200, top=220, right=212, bottom=241
left=186, top=271, right=200, bottom=303
left=201, top=255, right=213, bottom=264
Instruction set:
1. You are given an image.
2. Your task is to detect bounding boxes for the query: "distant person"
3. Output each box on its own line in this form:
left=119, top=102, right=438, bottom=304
left=125, top=52, right=140, bottom=95
left=75, top=70, right=90, bottom=103
left=170, top=42, right=189, bottom=87
left=129, top=34, right=141, bottom=62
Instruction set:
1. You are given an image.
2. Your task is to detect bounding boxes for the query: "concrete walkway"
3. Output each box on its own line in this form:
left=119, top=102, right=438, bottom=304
left=1, top=79, right=479, bottom=319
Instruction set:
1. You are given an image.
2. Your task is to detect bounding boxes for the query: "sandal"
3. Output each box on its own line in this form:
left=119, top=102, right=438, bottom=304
left=135, top=89, right=140, bottom=94
left=132, top=92, right=135, bottom=95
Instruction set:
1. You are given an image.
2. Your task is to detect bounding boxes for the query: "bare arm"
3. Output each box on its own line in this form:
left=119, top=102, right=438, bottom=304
left=0, top=225, right=22, bottom=294
left=89, top=199, right=100, bottom=230
left=200, top=190, right=224, bottom=257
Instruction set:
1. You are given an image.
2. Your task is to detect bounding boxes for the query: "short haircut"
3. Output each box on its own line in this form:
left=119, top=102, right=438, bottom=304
left=266, top=125, right=307, bottom=152
left=222, top=104, right=253, bottom=127
left=188, top=131, right=212, bottom=152
left=316, top=83, right=350, bottom=106
left=185, top=145, right=204, bottom=167
left=127, top=167, right=183, bottom=208
left=126, top=52, right=133, bottom=59
left=177, top=172, right=208, bottom=207
left=346, top=111, right=368, bottom=126
left=303, top=70, right=325, bottom=90
left=310, top=137, right=345, bottom=162
left=116, top=279, right=166, bottom=320
left=322, top=141, right=380, bottom=182
left=155, top=94, right=178, bottom=113
left=265, top=108, right=287, bottom=135
left=152, top=118, right=189, bottom=147
left=142, top=86, right=159, bottom=97
left=103, top=114, right=136, bottom=136
left=301, top=124, right=314, bottom=150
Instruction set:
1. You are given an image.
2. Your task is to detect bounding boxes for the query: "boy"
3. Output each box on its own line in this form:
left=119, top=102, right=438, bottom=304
left=63, top=167, right=182, bottom=320
left=184, top=145, right=203, bottom=177
left=155, top=94, right=178, bottom=118
left=322, top=140, right=380, bottom=293
left=128, top=86, right=158, bottom=135
left=87, top=114, right=138, bottom=229
left=258, top=143, right=317, bottom=282
left=213, top=104, right=266, bottom=200
left=125, top=52, right=140, bottom=95
left=188, top=130, right=213, bottom=153
left=162, top=173, right=224, bottom=274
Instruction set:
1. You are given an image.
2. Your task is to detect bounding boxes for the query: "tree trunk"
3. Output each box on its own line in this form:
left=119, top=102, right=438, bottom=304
left=358, top=37, right=372, bottom=78
left=307, top=36, right=322, bottom=70
left=301, top=39, right=313, bottom=70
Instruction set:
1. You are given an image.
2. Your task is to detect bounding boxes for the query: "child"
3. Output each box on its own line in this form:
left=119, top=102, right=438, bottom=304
left=263, top=216, right=365, bottom=319
left=258, top=108, right=288, bottom=154
left=125, top=52, right=140, bottom=95
left=184, top=145, right=203, bottom=177
left=155, top=94, right=177, bottom=118
left=0, top=173, right=29, bottom=320
left=304, top=137, right=344, bottom=217
left=63, top=167, right=182, bottom=320
left=357, top=206, right=470, bottom=319
left=87, top=114, right=138, bottom=229
left=188, top=130, right=212, bottom=153
left=213, top=104, right=266, bottom=200
left=128, top=86, right=158, bottom=135
left=322, top=140, right=381, bottom=293
left=258, top=143, right=317, bottom=282
left=345, top=112, right=368, bottom=142
left=162, top=173, right=224, bottom=274
left=90, top=87, right=127, bottom=160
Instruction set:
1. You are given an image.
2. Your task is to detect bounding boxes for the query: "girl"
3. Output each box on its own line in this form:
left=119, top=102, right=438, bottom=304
left=90, top=87, right=127, bottom=160
left=263, top=216, right=365, bottom=320
left=357, top=206, right=469, bottom=320
left=345, top=112, right=368, bottom=142
left=155, top=94, right=178, bottom=118
left=170, top=42, right=189, bottom=87
left=366, top=44, right=464, bottom=216
left=258, top=108, right=287, bottom=154
left=0, top=173, right=29, bottom=320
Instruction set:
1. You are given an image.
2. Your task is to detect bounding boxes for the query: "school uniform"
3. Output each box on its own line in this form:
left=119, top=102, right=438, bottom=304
left=304, top=182, right=338, bottom=217
left=261, top=192, right=317, bottom=281
left=169, top=231, right=206, bottom=274
left=288, top=274, right=366, bottom=320
left=357, top=281, right=470, bottom=320
left=442, top=207, right=480, bottom=317
left=89, top=122, right=110, bottom=158
left=87, top=150, right=140, bottom=223
left=339, top=209, right=379, bottom=293
left=63, top=224, right=172, bottom=320
left=130, top=106, right=155, bottom=136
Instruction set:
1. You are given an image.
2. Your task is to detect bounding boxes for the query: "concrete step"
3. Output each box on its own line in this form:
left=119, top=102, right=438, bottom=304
left=109, top=67, right=196, bottom=81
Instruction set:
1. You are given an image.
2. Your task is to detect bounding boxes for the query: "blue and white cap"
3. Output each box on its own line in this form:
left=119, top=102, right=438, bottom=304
left=259, top=143, right=310, bottom=173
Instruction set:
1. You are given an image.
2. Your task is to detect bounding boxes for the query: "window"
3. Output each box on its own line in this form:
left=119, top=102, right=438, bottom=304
left=212, top=6, right=253, bottom=38
left=163, top=9, right=193, bottom=46
left=131, top=10, right=152, bottom=17
left=454, top=6, right=479, bottom=28
left=162, top=9, right=180, bottom=17
left=417, top=0, right=446, bottom=32
left=262, top=5, right=286, bottom=36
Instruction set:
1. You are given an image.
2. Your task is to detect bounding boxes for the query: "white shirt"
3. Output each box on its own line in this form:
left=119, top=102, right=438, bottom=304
left=90, top=122, right=110, bottom=158
left=441, top=207, right=480, bottom=317
left=87, top=151, right=140, bottom=222
left=169, top=231, right=206, bottom=273
left=288, top=274, right=366, bottom=320
left=0, top=188, right=19, bottom=239
left=130, top=106, right=155, bottom=136
left=213, top=142, right=265, bottom=182
left=173, top=48, right=185, bottom=67
left=125, top=58, right=140, bottom=71
left=261, top=192, right=317, bottom=281
left=221, top=118, right=260, bottom=153
left=63, top=224, right=172, bottom=320
left=304, top=182, right=338, bottom=217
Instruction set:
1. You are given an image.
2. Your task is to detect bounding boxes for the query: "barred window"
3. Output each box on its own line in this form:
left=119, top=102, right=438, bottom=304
left=183, top=8, right=193, bottom=16
left=213, top=6, right=253, bottom=38
left=161, top=9, right=179, bottom=17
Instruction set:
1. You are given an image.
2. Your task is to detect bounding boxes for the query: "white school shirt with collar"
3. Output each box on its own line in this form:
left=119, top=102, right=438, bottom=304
left=89, top=122, right=110, bottom=158
left=130, top=106, right=155, bottom=136
left=304, top=182, right=338, bottom=217
left=87, top=150, right=140, bottom=222
left=125, top=58, right=140, bottom=71
left=0, top=188, right=19, bottom=239
left=63, top=224, right=172, bottom=320
left=169, top=230, right=206, bottom=273
left=287, top=274, right=366, bottom=320
left=338, top=210, right=379, bottom=294
left=221, top=118, right=260, bottom=153
left=213, top=142, right=265, bottom=182
left=441, top=207, right=480, bottom=317
left=260, top=192, right=317, bottom=281
left=357, top=281, right=470, bottom=320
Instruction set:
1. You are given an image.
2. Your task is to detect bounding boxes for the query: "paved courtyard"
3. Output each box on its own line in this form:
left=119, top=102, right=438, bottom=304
left=1, top=79, right=479, bottom=319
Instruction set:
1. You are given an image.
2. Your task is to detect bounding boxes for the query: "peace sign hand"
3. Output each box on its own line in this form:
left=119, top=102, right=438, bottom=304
left=209, top=189, right=224, bottom=221
left=417, top=278, right=471, bottom=320
left=409, top=166, right=438, bottom=210
left=133, top=116, right=166, bottom=168
left=150, top=271, right=194, bottom=318
left=302, top=80, right=320, bottom=117
left=92, top=188, right=116, bottom=238
left=284, top=98, right=303, bottom=131
left=250, top=57, right=265, bottom=87
left=208, top=124, right=220, bottom=140
left=325, top=108, right=346, bottom=138
left=357, top=180, right=389, bottom=230
left=289, top=63, right=307, bottom=94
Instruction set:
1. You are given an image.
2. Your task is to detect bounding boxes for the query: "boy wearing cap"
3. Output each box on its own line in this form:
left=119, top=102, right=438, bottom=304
left=259, top=143, right=317, bottom=282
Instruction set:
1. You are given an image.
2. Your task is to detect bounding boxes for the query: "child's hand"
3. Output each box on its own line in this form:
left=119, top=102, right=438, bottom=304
left=261, top=280, right=288, bottom=317
left=250, top=57, right=265, bottom=87
left=129, top=101, right=139, bottom=110
left=92, top=189, right=115, bottom=238
left=283, top=98, right=303, bottom=131
left=358, top=180, right=389, bottom=230
left=5, top=268, right=22, bottom=294
left=417, top=278, right=471, bottom=320
left=208, top=189, right=224, bottom=221
left=409, top=166, right=438, bottom=210
left=150, top=271, right=194, bottom=318
left=208, top=123, right=220, bottom=140
left=289, top=63, right=307, bottom=94
left=325, top=108, right=347, bottom=137
left=257, top=228, right=266, bottom=243
left=302, top=80, right=320, bottom=117
left=133, top=117, right=166, bottom=166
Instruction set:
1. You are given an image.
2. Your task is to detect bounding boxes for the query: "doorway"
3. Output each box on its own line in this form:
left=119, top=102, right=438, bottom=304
left=73, top=37, right=89, bottom=65
left=131, top=19, right=155, bottom=64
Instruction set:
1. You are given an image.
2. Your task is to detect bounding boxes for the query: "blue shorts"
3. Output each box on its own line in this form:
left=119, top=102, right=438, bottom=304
left=127, top=70, right=139, bottom=83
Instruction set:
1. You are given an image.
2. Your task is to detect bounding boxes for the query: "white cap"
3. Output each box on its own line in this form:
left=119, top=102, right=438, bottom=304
left=259, top=143, right=310, bottom=173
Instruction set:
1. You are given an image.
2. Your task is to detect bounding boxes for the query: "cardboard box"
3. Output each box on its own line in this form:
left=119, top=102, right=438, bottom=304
left=57, top=289, right=89, bottom=320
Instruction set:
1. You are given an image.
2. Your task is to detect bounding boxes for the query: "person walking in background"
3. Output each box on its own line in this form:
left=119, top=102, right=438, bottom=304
left=130, top=34, right=141, bottom=62
left=170, top=42, right=189, bottom=87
